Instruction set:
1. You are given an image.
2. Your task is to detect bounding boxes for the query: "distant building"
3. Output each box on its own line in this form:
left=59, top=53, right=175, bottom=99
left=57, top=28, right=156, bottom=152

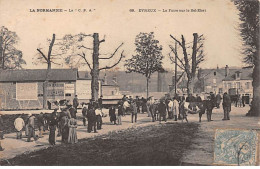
left=194, top=66, right=227, bottom=94
left=76, top=71, right=101, bottom=103
left=169, top=65, right=253, bottom=96
left=102, top=74, right=120, bottom=96
left=0, top=69, right=77, bottom=110
left=222, top=67, right=253, bottom=96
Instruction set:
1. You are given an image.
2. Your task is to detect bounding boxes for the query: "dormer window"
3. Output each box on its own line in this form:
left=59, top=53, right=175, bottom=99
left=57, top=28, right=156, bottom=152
left=235, top=71, right=241, bottom=80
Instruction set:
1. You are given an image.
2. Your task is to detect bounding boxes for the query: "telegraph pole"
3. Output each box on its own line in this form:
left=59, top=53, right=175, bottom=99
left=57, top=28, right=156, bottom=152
left=174, top=42, right=177, bottom=95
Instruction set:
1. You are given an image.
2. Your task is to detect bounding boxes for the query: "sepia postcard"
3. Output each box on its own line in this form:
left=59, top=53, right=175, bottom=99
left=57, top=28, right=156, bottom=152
left=0, top=0, right=259, bottom=166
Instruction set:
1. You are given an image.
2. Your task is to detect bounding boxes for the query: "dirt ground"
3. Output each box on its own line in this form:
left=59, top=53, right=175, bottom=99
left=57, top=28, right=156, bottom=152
left=4, top=122, right=199, bottom=166
left=0, top=105, right=258, bottom=166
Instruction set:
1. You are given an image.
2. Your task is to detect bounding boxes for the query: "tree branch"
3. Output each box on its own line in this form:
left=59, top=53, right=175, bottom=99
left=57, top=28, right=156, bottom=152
left=99, top=43, right=124, bottom=59
left=196, top=43, right=203, bottom=52
left=169, top=56, right=185, bottom=70
left=36, top=48, right=48, bottom=61
left=78, top=45, right=93, bottom=50
left=47, top=34, right=56, bottom=61
left=170, top=35, right=183, bottom=47
left=169, top=45, right=186, bottom=68
left=78, top=52, right=92, bottom=70
left=99, top=51, right=125, bottom=71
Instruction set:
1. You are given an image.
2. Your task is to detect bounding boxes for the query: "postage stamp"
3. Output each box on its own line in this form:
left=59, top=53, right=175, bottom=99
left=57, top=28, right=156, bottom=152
left=214, top=129, right=259, bottom=166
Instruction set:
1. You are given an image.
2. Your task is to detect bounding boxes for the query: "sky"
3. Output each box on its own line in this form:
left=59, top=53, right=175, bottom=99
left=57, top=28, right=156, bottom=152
left=0, top=0, right=244, bottom=71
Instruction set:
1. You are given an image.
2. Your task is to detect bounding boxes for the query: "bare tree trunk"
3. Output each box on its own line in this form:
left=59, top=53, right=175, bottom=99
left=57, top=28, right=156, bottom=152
left=0, top=36, right=3, bottom=69
left=146, top=77, right=149, bottom=99
left=187, top=76, right=192, bottom=95
left=41, top=34, right=55, bottom=109
left=191, top=33, right=198, bottom=77
left=43, top=63, right=51, bottom=109
left=91, top=33, right=100, bottom=101
left=43, top=81, right=48, bottom=109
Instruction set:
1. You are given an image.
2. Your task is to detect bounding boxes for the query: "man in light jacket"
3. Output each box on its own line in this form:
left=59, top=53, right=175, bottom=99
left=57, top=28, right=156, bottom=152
left=14, top=114, right=25, bottom=139
left=27, top=114, right=38, bottom=142
left=173, top=97, right=179, bottom=121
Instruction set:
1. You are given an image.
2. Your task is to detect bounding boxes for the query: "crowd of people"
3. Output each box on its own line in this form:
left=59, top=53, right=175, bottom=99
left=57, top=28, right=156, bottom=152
left=0, top=92, right=235, bottom=151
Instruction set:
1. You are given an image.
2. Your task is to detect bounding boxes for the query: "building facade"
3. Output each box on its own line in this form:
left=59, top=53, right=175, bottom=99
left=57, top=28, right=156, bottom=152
left=0, top=69, right=77, bottom=110
left=222, top=68, right=253, bottom=96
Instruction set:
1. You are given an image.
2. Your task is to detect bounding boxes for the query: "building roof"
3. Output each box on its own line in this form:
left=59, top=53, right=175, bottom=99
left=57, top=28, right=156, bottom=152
left=0, top=69, right=78, bottom=82
left=222, top=68, right=253, bottom=81
left=77, top=71, right=91, bottom=80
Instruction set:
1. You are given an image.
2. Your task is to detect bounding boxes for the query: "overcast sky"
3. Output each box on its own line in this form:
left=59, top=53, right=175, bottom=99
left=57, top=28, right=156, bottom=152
left=0, top=0, right=244, bottom=71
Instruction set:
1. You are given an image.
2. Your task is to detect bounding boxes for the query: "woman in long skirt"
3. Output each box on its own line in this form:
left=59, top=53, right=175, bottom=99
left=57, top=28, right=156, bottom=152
left=61, top=114, right=69, bottom=143
left=68, top=117, right=78, bottom=144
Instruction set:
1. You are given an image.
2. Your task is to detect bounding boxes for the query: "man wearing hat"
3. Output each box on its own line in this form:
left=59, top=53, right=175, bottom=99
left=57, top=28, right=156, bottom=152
left=27, top=113, right=38, bottom=142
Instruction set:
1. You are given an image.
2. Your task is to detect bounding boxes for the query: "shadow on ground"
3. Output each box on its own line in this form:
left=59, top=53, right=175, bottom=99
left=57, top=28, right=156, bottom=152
left=2, top=122, right=199, bottom=166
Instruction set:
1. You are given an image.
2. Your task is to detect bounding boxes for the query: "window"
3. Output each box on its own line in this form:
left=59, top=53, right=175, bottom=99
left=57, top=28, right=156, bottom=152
left=236, top=82, right=241, bottom=89
left=111, top=91, right=114, bottom=95
left=214, top=72, right=216, bottom=76
left=65, top=93, right=71, bottom=96
left=245, top=82, right=250, bottom=89
left=213, top=86, right=217, bottom=92
left=227, top=83, right=231, bottom=89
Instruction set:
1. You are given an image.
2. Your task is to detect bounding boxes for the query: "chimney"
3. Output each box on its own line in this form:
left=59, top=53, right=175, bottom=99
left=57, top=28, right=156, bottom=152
left=225, top=65, right=229, bottom=77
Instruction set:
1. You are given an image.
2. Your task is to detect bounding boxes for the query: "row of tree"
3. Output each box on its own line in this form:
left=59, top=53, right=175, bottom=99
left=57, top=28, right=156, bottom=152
left=0, top=27, right=205, bottom=104
left=1, top=0, right=259, bottom=119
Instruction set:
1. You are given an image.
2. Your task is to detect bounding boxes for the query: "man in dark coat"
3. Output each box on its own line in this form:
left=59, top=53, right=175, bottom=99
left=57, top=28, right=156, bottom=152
left=210, top=92, right=216, bottom=108
left=109, top=106, right=117, bottom=125
left=69, top=107, right=77, bottom=119
left=216, top=93, right=222, bottom=108
left=82, top=104, right=87, bottom=126
left=0, top=115, right=4, bottom=140
left=37, top=112, right=44, bottom=138
left=205, top=96, right=214, bottom=122
left=158, top=100, right=167, bottom=123
left=86, top=105, right=97, bottom=133
left=242, top=94, right=246, bottom=107
left=196, top=94, right=202, bottom=103
left=135, top=96, right=141, bottom=114
left=98, top=96, right=103, bottom=110
left=222, top=92, right=232, bottom=120
left=73, top=95, right=79, bottom=112
left=49, top=112, right=58, bottom=145
left=60, top=109, right=69, bottom=143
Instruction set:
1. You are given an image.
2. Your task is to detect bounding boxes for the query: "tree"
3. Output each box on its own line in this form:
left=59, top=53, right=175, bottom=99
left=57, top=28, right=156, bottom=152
left=233, top=0, right=259, bottom=116
left=35, top=33, right=63, bottom=109
left=169, top=33, right=205, bottom=95
left=62, top=33, right=125, bottom=101
left=125, top=32, right=164, bottom=98
left=0, top=26, right=26, bottom=69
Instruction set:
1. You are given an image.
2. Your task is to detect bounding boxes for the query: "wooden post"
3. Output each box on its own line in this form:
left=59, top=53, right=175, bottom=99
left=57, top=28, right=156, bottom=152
left=175, top=42, right=177, bottom=95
